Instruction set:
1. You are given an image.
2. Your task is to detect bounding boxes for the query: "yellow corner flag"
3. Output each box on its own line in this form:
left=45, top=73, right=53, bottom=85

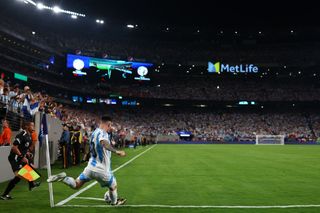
left=18, top=164, right=41, bottom=182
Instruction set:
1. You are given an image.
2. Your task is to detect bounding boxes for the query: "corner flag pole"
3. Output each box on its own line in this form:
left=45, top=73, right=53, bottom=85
left=41, top=113, right=55, bottom=207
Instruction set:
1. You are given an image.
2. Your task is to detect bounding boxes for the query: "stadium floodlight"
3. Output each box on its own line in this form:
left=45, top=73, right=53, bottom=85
left=96, top=19, right=104, bottom=24
left=53, top=6, right=61, bottom=13
left=71, top=15, right=77, bottom=19
left=18, top=0, right=36, bottom=5
left=16, top=1, right=86, bottom=17
left=36, top=2, right=44, bottom=10
left=32, top=31, right=36, bottom=35
left=127, top=24, right=135, bottom=29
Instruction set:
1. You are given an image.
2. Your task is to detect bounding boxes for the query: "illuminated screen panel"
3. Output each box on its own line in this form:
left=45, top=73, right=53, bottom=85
left=66, top=54, right=153, bottom=81
left=14, top=73, right=28, bottom=82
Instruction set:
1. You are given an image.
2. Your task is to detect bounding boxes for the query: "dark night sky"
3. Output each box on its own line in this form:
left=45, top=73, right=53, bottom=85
left=1, top=0, right=319, bottom=28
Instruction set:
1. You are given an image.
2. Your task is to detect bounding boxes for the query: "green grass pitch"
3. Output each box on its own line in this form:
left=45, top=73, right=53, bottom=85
left=1, top=144, right=320, bottom=213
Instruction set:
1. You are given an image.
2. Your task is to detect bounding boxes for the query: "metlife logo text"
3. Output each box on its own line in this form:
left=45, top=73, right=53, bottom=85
left=208, top=61, right=259, bottom=74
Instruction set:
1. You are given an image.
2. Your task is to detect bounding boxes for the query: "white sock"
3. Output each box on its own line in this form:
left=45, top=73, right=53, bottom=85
left=62, top=177, right=76, bottom=189
left=105, top=190, right=111, bottom=202
left=110, top=189, right=118, bottom=204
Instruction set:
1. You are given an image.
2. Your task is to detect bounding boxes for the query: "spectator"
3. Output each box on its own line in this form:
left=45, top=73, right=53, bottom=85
left=70, top=125, right=82, bottom=166
left=59, top=124, right=71, bottom=169
left=0, top=120, right=12, bottom=146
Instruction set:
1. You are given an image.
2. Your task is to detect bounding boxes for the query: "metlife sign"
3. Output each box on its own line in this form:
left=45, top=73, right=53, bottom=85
left=208, top=61, right=259, bottom=74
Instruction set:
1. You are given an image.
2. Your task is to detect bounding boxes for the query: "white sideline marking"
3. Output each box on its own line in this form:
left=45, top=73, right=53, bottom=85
left=55, top=145, right=157, bottom=207
left=60, top=201, right=320, bottom=209
left=66, top=197, right=320, bottom=209
left=76, top=197, right=105, bottom=201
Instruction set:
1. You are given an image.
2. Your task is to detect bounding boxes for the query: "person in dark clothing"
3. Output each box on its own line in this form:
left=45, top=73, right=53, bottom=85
left=71, top=125, right=82, bottom=165
left=81, top=132, right=90, bottom=163
left=1, top=122, right=40, bottom=200
left=59, top=124, right=71, bottom=169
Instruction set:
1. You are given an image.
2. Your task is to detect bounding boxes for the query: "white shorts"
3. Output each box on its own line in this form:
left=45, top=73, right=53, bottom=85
left=77, top=167, right=117, bottom=188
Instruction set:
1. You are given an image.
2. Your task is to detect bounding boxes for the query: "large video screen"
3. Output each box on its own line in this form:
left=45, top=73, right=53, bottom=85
left=66, top=54, right=153, bottom=81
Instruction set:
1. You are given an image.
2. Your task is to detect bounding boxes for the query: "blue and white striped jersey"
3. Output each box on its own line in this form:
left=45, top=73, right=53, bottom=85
left=86, top=128, right=112, bottom=175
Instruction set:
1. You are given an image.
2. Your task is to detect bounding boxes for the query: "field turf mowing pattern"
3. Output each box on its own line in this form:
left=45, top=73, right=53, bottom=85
left=1, top=144, right=320, bottom=213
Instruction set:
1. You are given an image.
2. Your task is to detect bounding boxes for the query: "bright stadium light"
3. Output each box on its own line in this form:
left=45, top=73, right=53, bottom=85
left=18, top=0, right=36, bottom=5
left=53, top=6, right=61, bottom=13
left=96, top=19, right=104, bottom=24
left=127, top=24, right=134, bottom=29
left=36, top=2, right=44, bottom=10
left=71, top=15, right=77, bottom=19
left=16, top=1, right=86, bottom=17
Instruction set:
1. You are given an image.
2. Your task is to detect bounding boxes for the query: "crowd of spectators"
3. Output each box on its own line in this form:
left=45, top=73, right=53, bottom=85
left=2, top=25, right=320, bottom=103
left=0, top=74, right=318, bottom=152
left=1, top=17, right=320, bottom=65
left=95, top=80, right=320, bottom=101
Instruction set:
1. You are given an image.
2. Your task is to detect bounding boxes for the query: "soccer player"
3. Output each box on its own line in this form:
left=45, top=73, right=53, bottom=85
left=1, top=122, right=40, bottom=200
left=47, top=115, right=127, bottom=205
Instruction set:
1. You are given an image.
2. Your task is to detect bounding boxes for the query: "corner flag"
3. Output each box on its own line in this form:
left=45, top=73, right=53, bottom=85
left=40, top=113, right=55, bottom=207
left=18, top=164, right=41, bottom=182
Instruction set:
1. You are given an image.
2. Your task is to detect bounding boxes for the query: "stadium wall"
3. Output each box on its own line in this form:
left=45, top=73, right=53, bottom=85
left=0, top=146, right=14, bottom=183
left=35, top=113, right=63, bottom=169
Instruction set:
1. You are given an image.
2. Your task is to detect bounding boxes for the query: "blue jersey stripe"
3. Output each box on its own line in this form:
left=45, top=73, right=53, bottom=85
left=91, top=158, right=97, bottom=167
left=96, top=132, right=104, bottom=163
